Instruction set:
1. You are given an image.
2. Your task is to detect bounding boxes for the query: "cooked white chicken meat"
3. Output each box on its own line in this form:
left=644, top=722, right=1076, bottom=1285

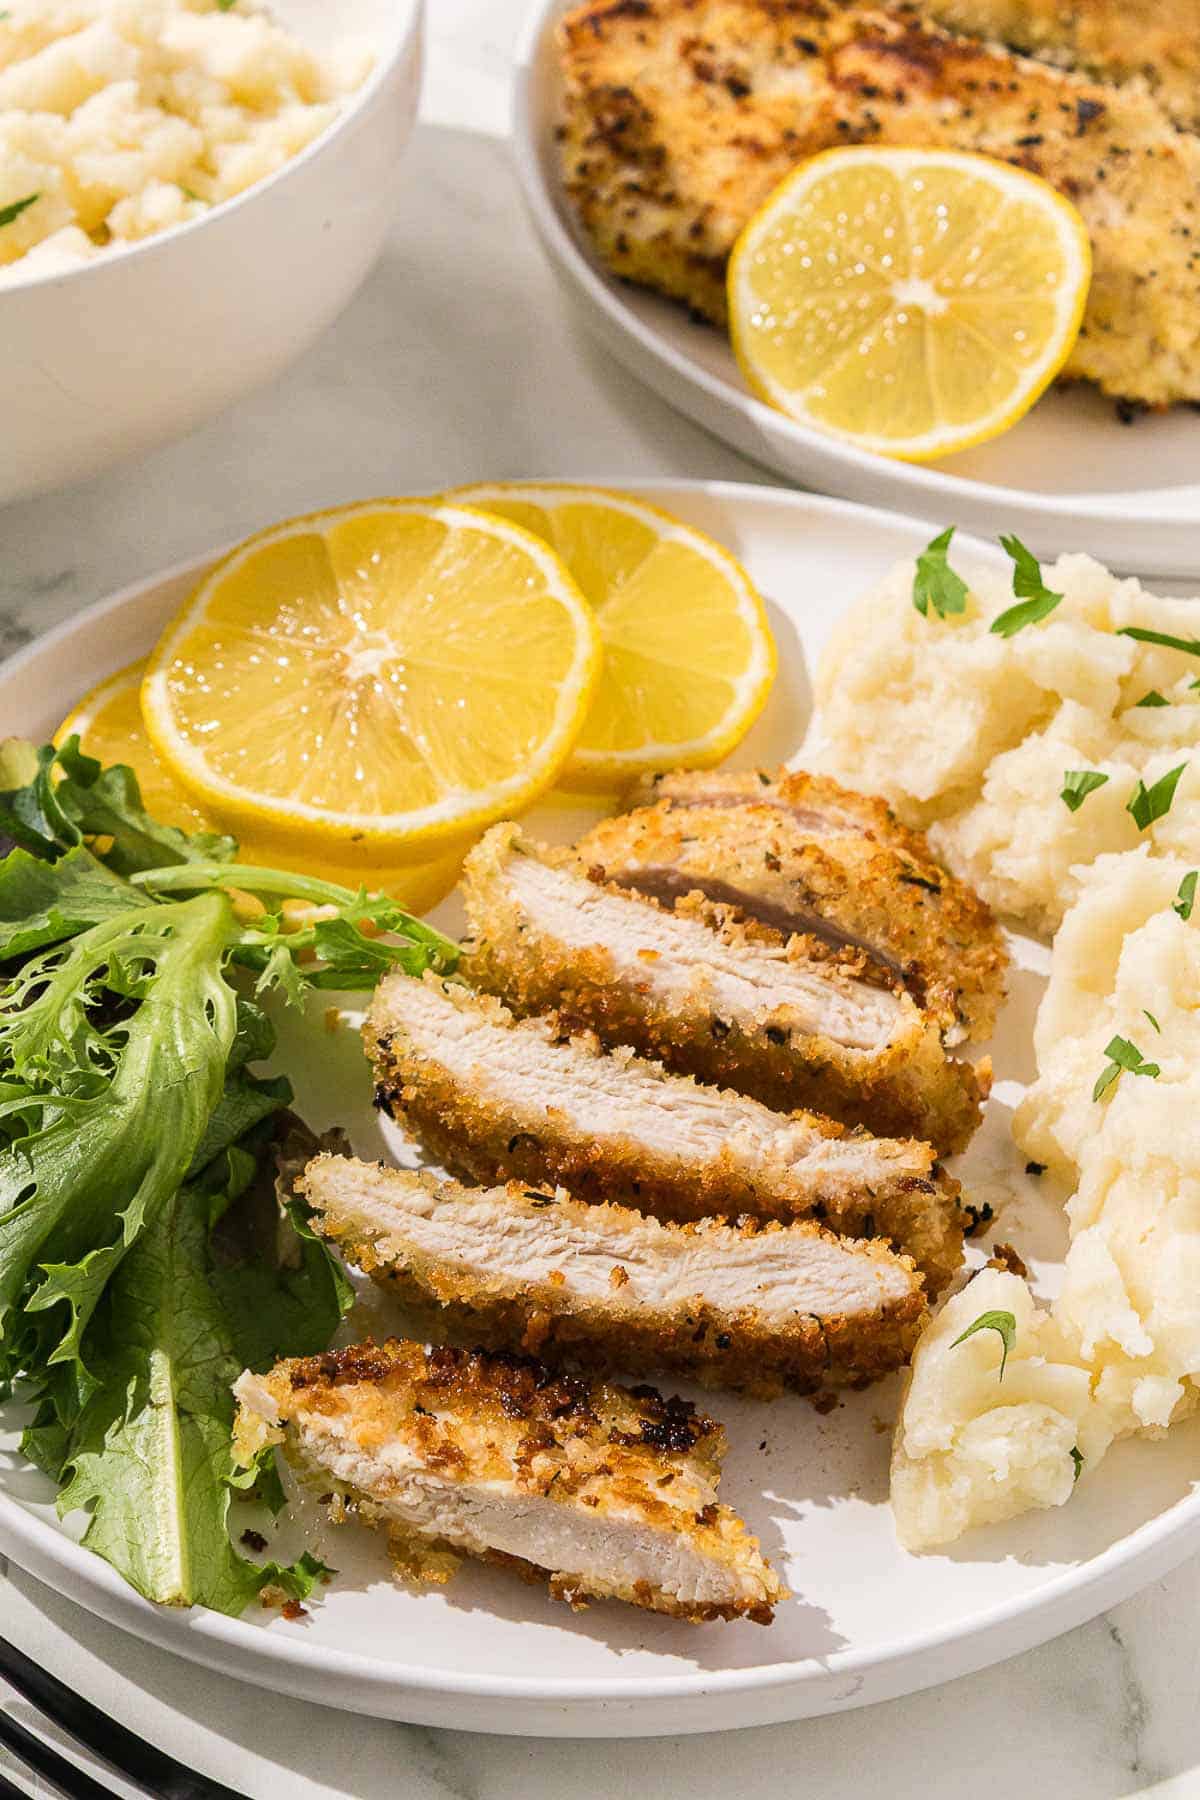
left=233, top=1338, right=785, bottom=1622
left=303, top=1155, right=927, bottom=1393
left=366, top=974, right=965, bottom=1292
left=592, top=768, right=1009, bottom=1042
left=461, top=824, right=987, bottom=1154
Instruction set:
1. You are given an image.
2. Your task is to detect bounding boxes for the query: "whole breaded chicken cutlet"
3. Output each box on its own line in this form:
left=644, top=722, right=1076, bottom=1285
left=557, top=0, right=1200, bottom=406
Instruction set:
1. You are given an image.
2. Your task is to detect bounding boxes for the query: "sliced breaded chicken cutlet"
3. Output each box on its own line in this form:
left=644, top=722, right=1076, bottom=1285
left=303, top=1155, right=928, bottom=1394
left=460, top=824, right=987, bottom=1154
left=233, top=1338, right=785, bottom=1622
left=557, top=0, right=1200, bottom=407
left=580, top=767, right=1008, bottom=1042
left=366, top=974, right=965, bottom=1290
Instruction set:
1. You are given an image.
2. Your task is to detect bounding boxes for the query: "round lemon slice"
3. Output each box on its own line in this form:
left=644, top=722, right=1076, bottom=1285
left=445, top=483, right=776, bottom=790
left=728, top=147, right=1091, bottom=462
left=141, top=500, right=602, bottom=852
left=58, top=661, right=467, bottom=912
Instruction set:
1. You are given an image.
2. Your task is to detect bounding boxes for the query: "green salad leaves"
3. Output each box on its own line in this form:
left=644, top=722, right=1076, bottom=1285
left=0, top=737, right=458, bottom=1612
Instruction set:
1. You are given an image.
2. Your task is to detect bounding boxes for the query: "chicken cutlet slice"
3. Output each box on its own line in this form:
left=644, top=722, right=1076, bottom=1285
left=366, top=974, right=965, bottom=1290
left=233, top=1338, right=784, bottom=1622
left=303, top=1155, right=927, bottom=1394
left=581, top=770, right=1008, bottom=1042
left=460, top=824, right=987, bottom=1154
left=558, top=0, right=1200, bottom=407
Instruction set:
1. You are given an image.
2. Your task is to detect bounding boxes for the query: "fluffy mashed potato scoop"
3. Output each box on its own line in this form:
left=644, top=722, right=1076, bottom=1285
left=891, top=1269, right=1100, bottom=1554
left=0, top=0, right=371, bottom=280
left=813, top=550, right=1200, bottom=934
left=893, top=853, right=1200, bottom=1550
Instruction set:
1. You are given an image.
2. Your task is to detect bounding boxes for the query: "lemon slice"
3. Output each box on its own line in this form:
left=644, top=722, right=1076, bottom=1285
left=445, top=483, right=776, bottom=790
left=728, top=147, right=1091, bottom=462
left=141, top=500, right=601, bottom=852
left=59, top=660, right=468, bottom=913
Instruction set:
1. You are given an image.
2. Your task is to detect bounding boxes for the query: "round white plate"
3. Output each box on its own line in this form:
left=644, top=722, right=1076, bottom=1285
left=512, top=2, right=1200, bottom=580
left=2, top=481, right=1199, bottom=1738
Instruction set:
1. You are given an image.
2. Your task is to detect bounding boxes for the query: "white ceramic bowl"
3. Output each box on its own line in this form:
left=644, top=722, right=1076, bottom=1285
left=0, top=0, right=422, bottom=506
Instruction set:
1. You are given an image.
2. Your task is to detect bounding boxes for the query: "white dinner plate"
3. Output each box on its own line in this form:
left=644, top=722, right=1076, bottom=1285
left=512, top=1, right=1200, bottom=580
left=2, top=481, right=1199, bottom=1739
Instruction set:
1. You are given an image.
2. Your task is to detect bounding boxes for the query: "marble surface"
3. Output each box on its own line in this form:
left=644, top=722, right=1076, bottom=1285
left=2, top=3, right=1200, bottom=1796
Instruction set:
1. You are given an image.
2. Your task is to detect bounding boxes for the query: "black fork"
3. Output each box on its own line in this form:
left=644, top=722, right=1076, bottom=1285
left=0, top=1631, right=249, bottom=1799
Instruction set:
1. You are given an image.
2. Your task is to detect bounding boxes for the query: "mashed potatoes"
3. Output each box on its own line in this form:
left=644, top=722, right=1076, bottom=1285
left=0, top=0, right=370, bottom=279
left=813, top=551, right=1200, bottom=934
left=892, top=852, right=1200, bottom=1550
left=891, top=1269, right=1100, bottom=1553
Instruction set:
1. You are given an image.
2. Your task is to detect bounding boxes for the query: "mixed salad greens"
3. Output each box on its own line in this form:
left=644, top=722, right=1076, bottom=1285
left=0, top=737, right=458, bottom=1613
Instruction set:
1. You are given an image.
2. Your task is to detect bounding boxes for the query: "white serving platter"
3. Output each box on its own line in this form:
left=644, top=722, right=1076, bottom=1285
left=513, top=1, right=1200, bottom=580
left=2, top=481, right=1199, bottom=1738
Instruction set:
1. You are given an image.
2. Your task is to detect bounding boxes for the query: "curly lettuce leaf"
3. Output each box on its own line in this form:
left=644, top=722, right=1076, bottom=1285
left=55, top=1161, right=341, bottom=1613
left=0, top=894, right=237, bottom=1373
left=0, top=737, right=236, bottom=872
left=0, top=845, right=148, bottom=960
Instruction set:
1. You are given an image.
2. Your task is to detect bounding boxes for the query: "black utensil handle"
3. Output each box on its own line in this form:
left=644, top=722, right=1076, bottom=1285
left=0, top=1708, right=121, bottom=1799
left=0, top=1635, right=248, bottom=1800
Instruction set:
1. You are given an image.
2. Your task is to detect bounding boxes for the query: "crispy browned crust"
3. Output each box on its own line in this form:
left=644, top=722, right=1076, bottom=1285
left=460, top=825, right=987, bottom=1156
left=920, top=0, right=1200, bottom=130
left=234, top=1337, right=785, bottom=1622
left=587, top=768, right=1009, bottom=1041
left=366, top=976, right=965, bottom=1292
left=304, top=1156, right=928, bottom=1395
left=558, top=0, right=1200, bottom=406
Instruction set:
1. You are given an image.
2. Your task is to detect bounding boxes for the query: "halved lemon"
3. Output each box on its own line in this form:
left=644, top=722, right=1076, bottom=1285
left=58, top=661, right=468, bottom=913
left=141, top=500, right=601, bottom=853
left=728, top=147, right=1091, bottom=462
left=445, top=483, right=776, bottom=790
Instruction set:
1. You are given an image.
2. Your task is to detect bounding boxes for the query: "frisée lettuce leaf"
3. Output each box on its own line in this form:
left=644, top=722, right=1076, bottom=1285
left=0, top=739, right=459, bottom=1612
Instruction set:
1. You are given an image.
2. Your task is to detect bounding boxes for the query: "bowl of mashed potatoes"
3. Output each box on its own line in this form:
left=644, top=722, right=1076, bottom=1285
left=0, top=0, right=421, bottom=503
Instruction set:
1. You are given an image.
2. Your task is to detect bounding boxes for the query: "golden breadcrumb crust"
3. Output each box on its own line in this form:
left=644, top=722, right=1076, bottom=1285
left=606, top=767, right=1009, bottom=1041
left=234, top=1338, right=784, bottom=1622
left=365, top=975, right=965, bottom=1292
left=557, top=0, right=1200, bottom=406
left=460, top=824, right=987, bottom=1154
left=303, top=1155, right=928, bottom=1394
left=921, top=0, right=1200, bottom=130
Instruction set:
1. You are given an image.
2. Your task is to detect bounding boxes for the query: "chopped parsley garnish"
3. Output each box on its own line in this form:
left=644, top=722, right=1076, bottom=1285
left=991, top=535, right=1063, bottom=637
left=951, top=1308, right=1016, bottom=1380
left=1174, top=870, right=1198, bottom=921
left=1144, top=1010, right=1161, bottom=1034
left=0, top=192, right=39, bottom=229
left=1118, top=626, right=1200, bottom=657
left=1127, top=762, right=1187, bottom=831
left=912, top=527, right=968, bottom=621
left=1135, top=690, right=1169, bottom=708
left=1061, top=769, right=1109, bottom=813
left=1093, top=1034, right=1160, bottom=1101
left=1070, top=1446, right=1084, bottom=1482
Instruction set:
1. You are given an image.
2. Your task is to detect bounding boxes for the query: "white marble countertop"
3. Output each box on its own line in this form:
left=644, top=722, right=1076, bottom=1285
left=3, top=3, right=1200, bottom=1795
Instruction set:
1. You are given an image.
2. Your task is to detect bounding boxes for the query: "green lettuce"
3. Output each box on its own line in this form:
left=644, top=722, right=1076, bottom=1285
left=0, top=739, right=458, bottom=1612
